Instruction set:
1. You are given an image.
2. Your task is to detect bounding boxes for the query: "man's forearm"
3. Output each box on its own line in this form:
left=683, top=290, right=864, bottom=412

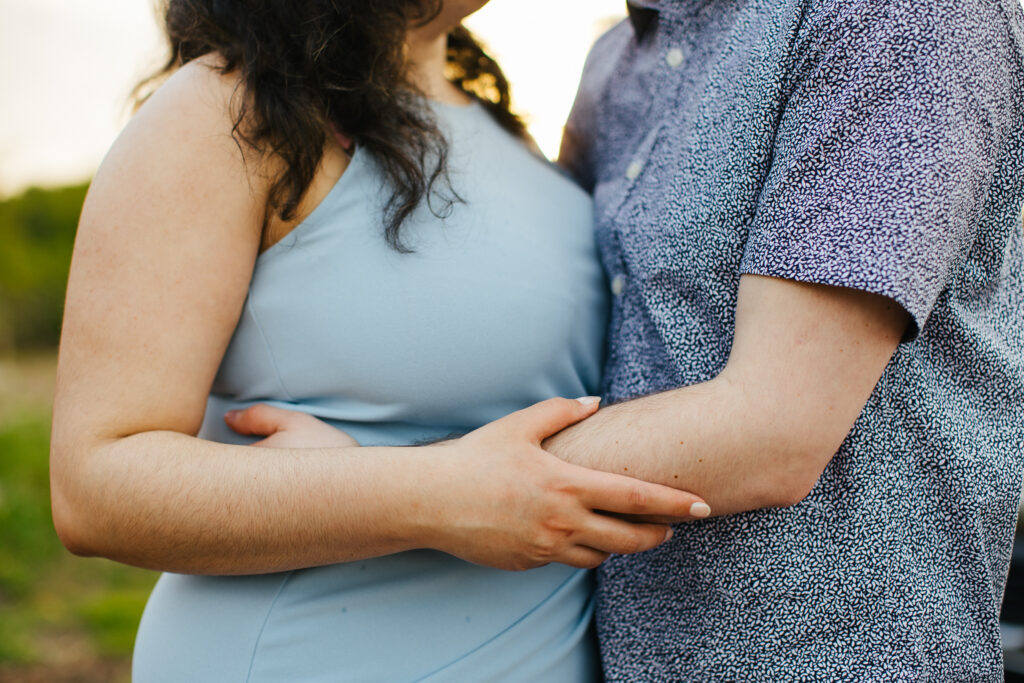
left=548, top=368, right=860, bottom=518
left=544, top=375, right=836, bottom=517
left=544, top=277, right=908, bottom=519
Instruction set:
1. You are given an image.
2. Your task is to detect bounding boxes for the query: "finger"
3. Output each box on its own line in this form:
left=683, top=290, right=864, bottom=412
left=610, top=513, right=694, bottom=525
left=557, top=546, right=611, bottom=570
left=573, top=468, right=711, bottom=519
left=223, top=403, right=300, bottom=437
left=499, top=397, right=601, bottom=443
left=575, top=515, right=672, bottom=556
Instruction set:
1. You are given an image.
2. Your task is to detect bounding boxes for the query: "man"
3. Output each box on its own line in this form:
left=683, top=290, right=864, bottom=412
left=549, top=0, right=1024, bottom=678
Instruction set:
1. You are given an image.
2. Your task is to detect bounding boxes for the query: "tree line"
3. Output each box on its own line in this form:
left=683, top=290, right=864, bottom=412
left=0, top=182, right=89, bottom=352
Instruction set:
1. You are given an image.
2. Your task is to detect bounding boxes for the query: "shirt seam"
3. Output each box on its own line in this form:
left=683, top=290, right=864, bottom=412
left=245, top=295, right=295, bottom=401
left=244, top=571, right=296, bottom=683
left=412, top=569, right=589, bottom=682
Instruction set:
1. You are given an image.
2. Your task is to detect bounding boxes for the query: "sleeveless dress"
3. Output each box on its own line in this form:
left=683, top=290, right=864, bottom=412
left=132, top=100, right=609, bottom=682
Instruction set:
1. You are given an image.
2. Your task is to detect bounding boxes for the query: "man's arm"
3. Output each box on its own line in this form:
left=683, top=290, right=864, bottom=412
left=544, top=274, right=910, bottom=517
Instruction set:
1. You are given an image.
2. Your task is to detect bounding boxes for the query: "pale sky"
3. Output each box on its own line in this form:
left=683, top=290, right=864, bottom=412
left=0, top=0, right=626, bottom=196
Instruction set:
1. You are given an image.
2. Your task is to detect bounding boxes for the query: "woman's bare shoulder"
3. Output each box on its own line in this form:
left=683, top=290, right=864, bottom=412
left=81, top=54, right=269, bottom=270
left=150, top=55, right=241, bottom=112
left=86, top=55, right=269, bottom=234
left=130, top=55, right=256, bottom=163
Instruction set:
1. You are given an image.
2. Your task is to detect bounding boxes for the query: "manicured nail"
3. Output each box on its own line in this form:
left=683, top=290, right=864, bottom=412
left=575, top=396, right=601, bottom=406
left=689, top=502, right=711, bottom=519
left=663, top=527, right=674, bottom=542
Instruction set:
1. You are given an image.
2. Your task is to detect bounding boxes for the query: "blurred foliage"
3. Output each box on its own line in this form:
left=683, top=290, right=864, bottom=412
left=75, top=591, right=152, bottom=658
left=0, top=359, right=156, bottom=680
left=0, top=182, right=158, bottom=680
left=0, top=183, right=88, bottom=351
left=0, top=414, right=57, bottom=600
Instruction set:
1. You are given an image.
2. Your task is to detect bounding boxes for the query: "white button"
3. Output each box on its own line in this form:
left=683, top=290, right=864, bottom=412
left=666, top=48, right=684, bottom=68
left=625, top=161, right=643, bottom=181
left=611, top=274, right=626, bottom=296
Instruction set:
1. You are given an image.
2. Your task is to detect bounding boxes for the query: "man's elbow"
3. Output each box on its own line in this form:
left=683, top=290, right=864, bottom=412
left=769, top=476, right=820, bottom=509
left=753, top=446, right=833, bottom=509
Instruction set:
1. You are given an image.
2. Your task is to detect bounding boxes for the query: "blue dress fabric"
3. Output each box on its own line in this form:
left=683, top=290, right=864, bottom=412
left=561, top=0, right=1024, bottom=680
left=132, top=100, right=609, bottom=682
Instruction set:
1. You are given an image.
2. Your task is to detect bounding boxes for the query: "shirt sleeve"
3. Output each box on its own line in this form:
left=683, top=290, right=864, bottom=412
left=740, top=0, right=1019, bottom=337
left=559, top=20, right=635, bottom=192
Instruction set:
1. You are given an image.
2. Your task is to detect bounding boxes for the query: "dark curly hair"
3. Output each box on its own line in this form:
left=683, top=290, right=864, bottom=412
left=139, top=0, right=526, bottom=251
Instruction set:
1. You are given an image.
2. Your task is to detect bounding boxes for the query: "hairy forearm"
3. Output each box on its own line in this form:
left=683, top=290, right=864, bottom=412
left=544, top=375, right=829, bottom=517
left=51, top=398, right=708, bottom=576
left=545, top=278, right=908, bottom=518
left=52, top=432, right=431, bottom=575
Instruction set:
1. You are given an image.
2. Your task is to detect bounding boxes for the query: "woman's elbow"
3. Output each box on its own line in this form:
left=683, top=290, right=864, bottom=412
left=49, top=443, right=103, bottom=558
left=50, top=483, right=98, bottom=557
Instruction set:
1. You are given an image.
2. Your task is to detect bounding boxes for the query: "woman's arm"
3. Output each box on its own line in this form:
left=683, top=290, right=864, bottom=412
left=241, top=278, right=906, bottom=522
left=50, top=61, right=703, bottom=576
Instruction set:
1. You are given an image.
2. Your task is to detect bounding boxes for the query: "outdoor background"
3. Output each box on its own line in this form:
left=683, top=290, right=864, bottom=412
left=0, top=1, right=624, bottom=680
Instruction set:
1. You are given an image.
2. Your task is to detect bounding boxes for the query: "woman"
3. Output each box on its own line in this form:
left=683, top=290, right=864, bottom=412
left=50, top=1, right=708, bottom=680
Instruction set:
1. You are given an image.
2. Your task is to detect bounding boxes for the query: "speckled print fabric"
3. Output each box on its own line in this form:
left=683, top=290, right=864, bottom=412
left=561, top=0, right=1024, bottom=679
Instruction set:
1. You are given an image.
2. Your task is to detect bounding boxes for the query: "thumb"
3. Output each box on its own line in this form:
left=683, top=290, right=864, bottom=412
left=501, top=397, right=601, bottom=443
left=223, top=404, right=296, bottom=437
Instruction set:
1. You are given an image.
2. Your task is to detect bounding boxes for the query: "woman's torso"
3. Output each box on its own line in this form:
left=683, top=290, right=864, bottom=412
left=133, top=100, right=610, bottom=682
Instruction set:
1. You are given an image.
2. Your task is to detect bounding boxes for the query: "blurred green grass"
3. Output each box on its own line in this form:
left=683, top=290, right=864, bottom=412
left=0, top=184, right=87, bottom=353
left=0, top=183, right=159, bottom=681
left=0, top=356, right=157, bottom=681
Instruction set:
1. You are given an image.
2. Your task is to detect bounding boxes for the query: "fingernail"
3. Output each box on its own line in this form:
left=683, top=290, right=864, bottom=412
left=663, top=527, right=674, bottom=542
left=690, top=502, right=711, bottom=519
left=575, top=396, right=601, bottom=406
left=224, top=410, right=240, bottom=420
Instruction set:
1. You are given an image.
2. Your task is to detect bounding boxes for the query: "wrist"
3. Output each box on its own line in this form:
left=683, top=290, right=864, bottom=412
left=395, top=442, right=463, bottom=554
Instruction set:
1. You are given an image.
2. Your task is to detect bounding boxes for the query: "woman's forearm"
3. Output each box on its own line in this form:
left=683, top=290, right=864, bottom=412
left=52, top=431, right=433, bottom=574
left=49, top=66, right=702, bottom=577
left=52, top=399, right=707, bottom=575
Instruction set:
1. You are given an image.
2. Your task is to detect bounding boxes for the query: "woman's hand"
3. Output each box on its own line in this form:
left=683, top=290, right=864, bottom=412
left=225, top=405, right=359, bottom=449
left=225, top=398, right=711, bottom=572
left=422, top=397, right=709, bottom=571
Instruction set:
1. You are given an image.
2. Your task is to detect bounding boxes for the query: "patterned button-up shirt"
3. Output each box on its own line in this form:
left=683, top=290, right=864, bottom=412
left=561, top=0, right=1024, bottom=679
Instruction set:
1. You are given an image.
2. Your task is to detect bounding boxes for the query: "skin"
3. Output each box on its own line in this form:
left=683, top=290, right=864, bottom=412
left=241, top=277, right=909, bottom=519
left=223, top=11, right=913, bottom=528
left=49, top=2, right=711, bottom=577
left=543, top=276, right=909, bottom=517
left=231, top=3, right=910, bottom=508
left=234, top=0, right=913, bottom=509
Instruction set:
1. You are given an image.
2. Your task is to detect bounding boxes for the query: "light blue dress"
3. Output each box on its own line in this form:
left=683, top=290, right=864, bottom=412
left=132, top=100, right=609, bottom=682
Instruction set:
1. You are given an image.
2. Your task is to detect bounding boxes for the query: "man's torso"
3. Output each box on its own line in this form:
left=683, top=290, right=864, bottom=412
left=562, top=0, right=1024, bottom=679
